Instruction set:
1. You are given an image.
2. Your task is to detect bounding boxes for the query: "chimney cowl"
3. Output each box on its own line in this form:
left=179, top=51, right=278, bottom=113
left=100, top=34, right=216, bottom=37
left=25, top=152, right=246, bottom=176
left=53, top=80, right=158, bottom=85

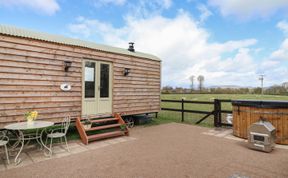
left=128, top=42, right=135, bottom=52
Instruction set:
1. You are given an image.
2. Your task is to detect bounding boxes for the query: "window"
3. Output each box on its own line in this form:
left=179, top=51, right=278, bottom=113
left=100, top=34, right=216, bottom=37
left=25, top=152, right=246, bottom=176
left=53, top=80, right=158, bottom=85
left=100, top=64, right=109, bottom=98
left=85, top=62, right=95, bottom=98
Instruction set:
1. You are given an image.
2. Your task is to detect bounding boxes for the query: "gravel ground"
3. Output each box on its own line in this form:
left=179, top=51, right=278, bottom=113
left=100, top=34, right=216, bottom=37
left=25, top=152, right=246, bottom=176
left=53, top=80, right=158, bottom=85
left=2, top=123, right=288, bottom=178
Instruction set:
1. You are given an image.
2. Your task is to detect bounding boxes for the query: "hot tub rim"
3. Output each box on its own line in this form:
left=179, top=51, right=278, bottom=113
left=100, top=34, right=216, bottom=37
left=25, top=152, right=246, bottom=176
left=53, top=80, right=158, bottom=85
left=231, top=99, right=288, bottom=109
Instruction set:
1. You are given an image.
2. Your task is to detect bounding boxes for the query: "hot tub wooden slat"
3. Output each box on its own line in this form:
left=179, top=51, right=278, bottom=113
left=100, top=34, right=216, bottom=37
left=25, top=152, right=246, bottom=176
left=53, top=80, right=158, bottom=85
left=232, top=104, right=288, bottom=145
left=283, top=109, right=288, bottom=144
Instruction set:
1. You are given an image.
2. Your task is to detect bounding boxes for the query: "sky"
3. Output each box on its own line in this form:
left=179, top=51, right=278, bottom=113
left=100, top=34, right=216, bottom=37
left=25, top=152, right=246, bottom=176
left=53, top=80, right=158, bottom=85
left=0, top=0, right=288, bottom=88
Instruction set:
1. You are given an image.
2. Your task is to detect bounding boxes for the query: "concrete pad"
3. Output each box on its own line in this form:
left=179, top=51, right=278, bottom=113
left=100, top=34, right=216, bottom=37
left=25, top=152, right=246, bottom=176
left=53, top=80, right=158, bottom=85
left=224, top=135, right=246, bottom=142
left=125, top=136, right=136, bottom=141
left=85, top=141, right=110, bottom=150
left=0, top=158, right=7, bottom=171
left=0, top=136, right=131, bottom=172
left=66, top=142, right=81, bottom=148
left=202, top=132, right=216, bottom=136
left=275, top=144, right=288, bottom=150
left=104, top=138, right=121, bottom=144
left=69, top=147, right=87, bottom=155
left=215, top=129, right=233, bottom=137
left=206, top=130, right=218, bottom=134
left=27, top=149, right=52, bottom=163
left=113, top=137, right=129, bottom=143
left=6, top=153, right=33, bottom=169
left=69, top=144, right=88, bottom=154
left=52, top=146, right=71, bottom=158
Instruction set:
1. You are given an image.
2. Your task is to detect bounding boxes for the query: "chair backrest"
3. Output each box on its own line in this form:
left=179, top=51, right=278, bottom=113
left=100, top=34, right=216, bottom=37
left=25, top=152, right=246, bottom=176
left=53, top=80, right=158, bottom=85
left=0, top=131, right=9, bottom=142
left=62, top=116, right=71, bottom=134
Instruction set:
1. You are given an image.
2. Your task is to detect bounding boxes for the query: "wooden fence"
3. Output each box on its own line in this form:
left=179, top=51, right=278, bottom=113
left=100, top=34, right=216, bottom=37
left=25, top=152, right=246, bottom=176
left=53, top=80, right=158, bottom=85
left=161, top=99, right=233, bottom=127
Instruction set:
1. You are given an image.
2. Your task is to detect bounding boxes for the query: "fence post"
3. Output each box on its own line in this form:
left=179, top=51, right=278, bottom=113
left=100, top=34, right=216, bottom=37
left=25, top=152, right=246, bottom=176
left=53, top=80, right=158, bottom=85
left=181, top=98, right=184, bottom=122
left=218, top=100, right=222, bottom=126
left=214, top=99, right=220, bottom=127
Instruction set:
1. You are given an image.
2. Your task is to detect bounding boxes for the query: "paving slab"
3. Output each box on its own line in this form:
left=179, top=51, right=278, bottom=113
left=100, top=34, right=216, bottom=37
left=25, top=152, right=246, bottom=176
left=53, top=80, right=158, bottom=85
left=27, top=149, right=52, bottom=163
left=6, top=152, right=33, bottom=169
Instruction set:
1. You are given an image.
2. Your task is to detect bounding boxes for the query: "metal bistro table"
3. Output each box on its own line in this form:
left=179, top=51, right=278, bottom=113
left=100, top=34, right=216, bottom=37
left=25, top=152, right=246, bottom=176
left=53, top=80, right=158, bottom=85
left=4, top=121, right=54, bottom=164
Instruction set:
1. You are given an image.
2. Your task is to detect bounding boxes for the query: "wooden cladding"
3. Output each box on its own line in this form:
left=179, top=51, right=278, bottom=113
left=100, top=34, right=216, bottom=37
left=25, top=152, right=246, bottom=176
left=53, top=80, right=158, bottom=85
left=233, top=106, right=288, bottom=145
left=0, top=35, right=160, bottom=127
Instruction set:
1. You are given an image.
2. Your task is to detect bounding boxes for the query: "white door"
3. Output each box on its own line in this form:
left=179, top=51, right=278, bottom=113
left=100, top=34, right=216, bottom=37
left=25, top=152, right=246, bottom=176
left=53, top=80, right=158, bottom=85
left=82, top=60, right=112, bottom=115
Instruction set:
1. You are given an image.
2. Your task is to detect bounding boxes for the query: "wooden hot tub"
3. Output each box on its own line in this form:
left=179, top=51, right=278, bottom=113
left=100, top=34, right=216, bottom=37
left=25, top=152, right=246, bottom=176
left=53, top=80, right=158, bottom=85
left=232, top=100, right=288, bottom=145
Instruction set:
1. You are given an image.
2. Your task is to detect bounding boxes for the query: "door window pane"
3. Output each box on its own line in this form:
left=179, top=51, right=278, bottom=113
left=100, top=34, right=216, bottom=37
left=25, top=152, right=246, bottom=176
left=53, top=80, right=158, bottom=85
left=85, top=62, right=95, bottom=98
left=100, top=64, right=109, bottom=98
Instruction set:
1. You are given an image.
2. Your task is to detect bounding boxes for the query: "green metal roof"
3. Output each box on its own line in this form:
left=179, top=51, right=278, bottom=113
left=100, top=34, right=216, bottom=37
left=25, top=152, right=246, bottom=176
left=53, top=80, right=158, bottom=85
left=0, top=24, right=160, bottom=61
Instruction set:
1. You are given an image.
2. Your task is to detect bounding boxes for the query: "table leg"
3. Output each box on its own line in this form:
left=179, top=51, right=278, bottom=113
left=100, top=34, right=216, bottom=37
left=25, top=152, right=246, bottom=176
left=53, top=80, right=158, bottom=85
left=35, top=129, right=43, bottom=150
left=14, top=131, right=24, bottom=165
left=40, top=129, right=52, bottom=157
left=8, top=130, right=22, bottom=152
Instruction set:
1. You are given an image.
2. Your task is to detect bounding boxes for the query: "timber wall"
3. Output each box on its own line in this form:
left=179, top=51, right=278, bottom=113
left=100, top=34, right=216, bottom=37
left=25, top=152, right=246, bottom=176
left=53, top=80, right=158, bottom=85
left=0, top=35, right=161, bottom=127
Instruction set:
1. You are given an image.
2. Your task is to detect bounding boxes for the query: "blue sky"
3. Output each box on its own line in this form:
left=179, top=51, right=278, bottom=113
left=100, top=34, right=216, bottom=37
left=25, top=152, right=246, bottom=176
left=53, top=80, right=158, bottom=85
left=1, top=0, right=288, bottom=88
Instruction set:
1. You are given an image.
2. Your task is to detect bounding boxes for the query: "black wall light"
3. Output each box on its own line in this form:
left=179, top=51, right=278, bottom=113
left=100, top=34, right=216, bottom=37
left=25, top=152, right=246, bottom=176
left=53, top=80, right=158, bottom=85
left=64, top=61, right=72, bottom=72
left=123, top=68, right=130, bottom=76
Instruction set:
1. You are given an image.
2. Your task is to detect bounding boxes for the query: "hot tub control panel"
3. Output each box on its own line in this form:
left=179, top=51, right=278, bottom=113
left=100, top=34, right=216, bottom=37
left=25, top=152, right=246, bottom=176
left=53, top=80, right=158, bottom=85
left=248, top=119, right=276, bottom=152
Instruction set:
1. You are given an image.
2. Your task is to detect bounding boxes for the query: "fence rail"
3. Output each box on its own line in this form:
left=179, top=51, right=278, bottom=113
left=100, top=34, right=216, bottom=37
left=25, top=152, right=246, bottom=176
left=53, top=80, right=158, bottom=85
left=161, top=99, right=233, bottom=127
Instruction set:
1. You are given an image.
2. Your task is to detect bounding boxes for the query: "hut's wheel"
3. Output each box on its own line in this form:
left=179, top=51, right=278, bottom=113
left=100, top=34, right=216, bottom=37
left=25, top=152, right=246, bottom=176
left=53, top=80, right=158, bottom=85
left=124, top=117, right=134, bottom=128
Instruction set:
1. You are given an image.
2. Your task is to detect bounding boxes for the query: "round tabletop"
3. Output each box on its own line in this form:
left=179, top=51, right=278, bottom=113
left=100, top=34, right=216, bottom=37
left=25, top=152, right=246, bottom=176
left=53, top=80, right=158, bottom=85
left=4, top=121, right=54, bottom=130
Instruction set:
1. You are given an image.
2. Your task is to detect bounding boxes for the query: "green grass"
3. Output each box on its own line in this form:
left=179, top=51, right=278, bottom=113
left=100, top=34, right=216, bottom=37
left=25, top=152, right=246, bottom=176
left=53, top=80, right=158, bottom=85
left=156, top=94, right=288, bottom=127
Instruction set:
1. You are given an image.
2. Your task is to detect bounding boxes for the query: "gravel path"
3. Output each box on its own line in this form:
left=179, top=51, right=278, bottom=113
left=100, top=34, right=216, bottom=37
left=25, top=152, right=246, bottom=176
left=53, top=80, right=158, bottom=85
left=2, top=123, right=288, bottom=178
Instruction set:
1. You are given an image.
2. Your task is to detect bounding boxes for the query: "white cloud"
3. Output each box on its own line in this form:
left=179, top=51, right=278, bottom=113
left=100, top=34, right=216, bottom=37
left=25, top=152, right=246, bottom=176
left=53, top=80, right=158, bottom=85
left=277, top=20, right=288, bottom=36
left=162, top=0, right=172, bottom=9
left=270, top=39, right=288, bottom=61
left=93, top=0, right=126, bottom=7
left=0, top=0, right=60, bottom=15
left=68, top=12, right=264, bottom=87
left=270, top=21, right=288, bottom=61
left=197, top=4, right=213, bottom=23
left=68, top=16, right=127, bottom=44
left=126, top=0, right=173, bottom=18
left=68, top=11, right=288, bottom=87
left=209, top=0, right=288, bottom=19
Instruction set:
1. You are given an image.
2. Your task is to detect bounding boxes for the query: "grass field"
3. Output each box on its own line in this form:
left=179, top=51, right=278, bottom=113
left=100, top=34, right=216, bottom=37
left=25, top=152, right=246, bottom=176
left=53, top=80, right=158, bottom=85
left=154, top=94, right=288, bottom=127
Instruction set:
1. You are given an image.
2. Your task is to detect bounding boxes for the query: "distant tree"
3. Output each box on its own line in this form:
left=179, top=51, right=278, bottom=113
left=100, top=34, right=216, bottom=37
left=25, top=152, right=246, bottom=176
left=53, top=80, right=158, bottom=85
left=162, top=86, right=173, bottom=94
left=189, top=75, right=195, bottom=91
left=197, top=75, right=205, bottom=91
left=265, top=85, right=287, bottom=95
left=282, top=82, right=288, bottom=89
left=252, top=87, right=262, bottom=94
left=175, top=87, right=184, bottom=93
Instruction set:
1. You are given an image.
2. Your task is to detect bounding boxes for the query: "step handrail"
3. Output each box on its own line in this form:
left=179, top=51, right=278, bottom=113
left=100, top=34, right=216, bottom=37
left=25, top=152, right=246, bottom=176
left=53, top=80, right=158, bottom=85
left=114, top=113, right=129, bottom=136
left=75, top=117, right=89, bottom=144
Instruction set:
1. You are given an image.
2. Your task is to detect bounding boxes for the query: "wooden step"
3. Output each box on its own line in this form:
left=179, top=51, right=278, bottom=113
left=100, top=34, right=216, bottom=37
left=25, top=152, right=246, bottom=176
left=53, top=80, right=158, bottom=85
left=90, top=117, right=118, bottom=123
left=76, top=114, right=129, bottom=145
left=87, top=131, right=124, bottom=142
left=86, top=123, right=121, bottom=132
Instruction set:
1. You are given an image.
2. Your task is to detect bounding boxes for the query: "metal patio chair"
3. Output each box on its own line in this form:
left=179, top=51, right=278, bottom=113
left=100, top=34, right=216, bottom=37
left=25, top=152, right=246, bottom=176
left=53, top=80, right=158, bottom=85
left=0, top=131, right=10, bottom=164
left=46, top=116, right=71, bottom=155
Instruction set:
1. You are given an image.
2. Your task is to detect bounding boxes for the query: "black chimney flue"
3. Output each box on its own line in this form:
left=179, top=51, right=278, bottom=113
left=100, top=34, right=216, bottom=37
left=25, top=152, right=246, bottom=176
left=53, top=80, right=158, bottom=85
left=128, top=42, right=135, bottom=52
